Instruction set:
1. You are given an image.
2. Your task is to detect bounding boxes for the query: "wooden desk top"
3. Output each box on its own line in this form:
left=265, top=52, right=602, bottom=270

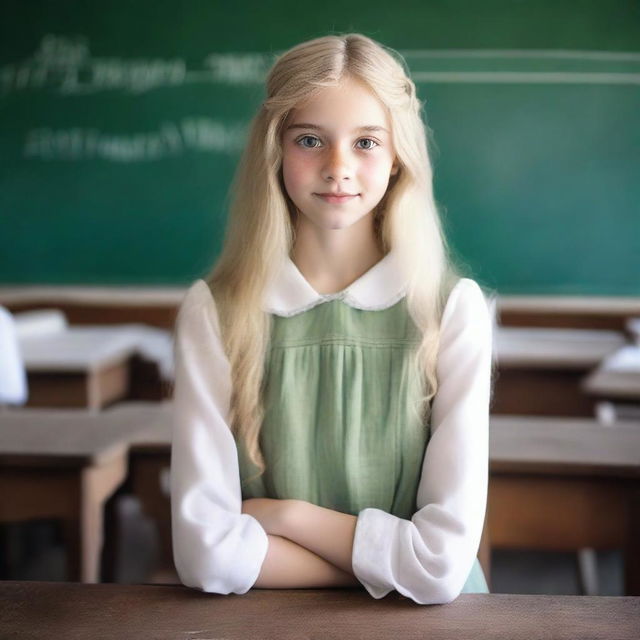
left=583, top=369, right=640, bottom=401
left=490, top=415, right=640, bottom=478
left=4, top=401, right=638, bottom=479
left=19, top=327, right=137, bottom=372
left=0, top=403, right=171, bottom=468
left=106, top=400, right=173, bottom=452
left=0, top=286, right=186, bottom=306
left=497, top=296, right=640, bottom=316
left=1, top=581, right=638, bottom=640
left=494, top=327, right=626, bottom=369
left=582, top=345, right=640, bottom=401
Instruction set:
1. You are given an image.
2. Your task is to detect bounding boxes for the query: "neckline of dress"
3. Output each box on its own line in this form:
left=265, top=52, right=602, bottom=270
left=286, top=251, right=394, bottom=299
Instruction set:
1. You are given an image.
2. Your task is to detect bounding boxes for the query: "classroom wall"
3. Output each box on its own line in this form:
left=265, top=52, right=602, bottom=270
left=1, top=0, right=638, bottom=294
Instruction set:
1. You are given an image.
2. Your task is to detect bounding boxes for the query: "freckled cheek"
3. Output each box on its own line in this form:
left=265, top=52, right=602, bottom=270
left=282, top=151, right=317, bottom=192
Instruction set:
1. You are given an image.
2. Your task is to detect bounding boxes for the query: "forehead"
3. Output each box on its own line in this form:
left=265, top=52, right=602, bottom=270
left=286, top=76, right=390, bottom=131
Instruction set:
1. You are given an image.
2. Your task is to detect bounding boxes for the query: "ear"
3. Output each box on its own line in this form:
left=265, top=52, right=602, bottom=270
left=390, top=161, right=399, bottom=176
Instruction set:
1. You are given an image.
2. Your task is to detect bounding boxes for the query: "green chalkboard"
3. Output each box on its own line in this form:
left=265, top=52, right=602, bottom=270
left=1, top=1, right=639, bottom=294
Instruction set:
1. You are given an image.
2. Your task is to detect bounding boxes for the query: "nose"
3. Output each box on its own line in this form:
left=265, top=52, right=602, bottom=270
left=321, top=144, right=353, bottom=182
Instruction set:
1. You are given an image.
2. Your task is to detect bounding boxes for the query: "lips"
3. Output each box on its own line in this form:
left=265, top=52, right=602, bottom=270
left=314, top=193, right=359, bottom=204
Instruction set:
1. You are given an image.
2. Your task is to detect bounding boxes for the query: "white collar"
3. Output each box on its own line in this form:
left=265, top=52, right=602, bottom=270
left=262, top=249, right=408, bottom=317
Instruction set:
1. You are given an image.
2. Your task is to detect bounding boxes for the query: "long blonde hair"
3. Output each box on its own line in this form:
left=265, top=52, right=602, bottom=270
left=206, top=33, right=463, bottom=476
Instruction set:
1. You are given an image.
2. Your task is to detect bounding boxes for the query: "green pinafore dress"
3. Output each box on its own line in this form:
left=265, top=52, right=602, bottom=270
left=235, top=295, right=488, bottom=593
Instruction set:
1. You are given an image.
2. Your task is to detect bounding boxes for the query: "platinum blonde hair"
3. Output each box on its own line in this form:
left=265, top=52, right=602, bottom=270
left=206, top=33, right=462, bottom=477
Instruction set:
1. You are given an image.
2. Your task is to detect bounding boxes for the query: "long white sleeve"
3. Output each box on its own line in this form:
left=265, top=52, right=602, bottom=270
left=170, top=280, right=269, bottom=593
left=350, top=278, right=492, bottom=604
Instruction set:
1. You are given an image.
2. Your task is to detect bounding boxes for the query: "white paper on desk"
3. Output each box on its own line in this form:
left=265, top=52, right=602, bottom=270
left=601, top=345, right=640, bottom=372
left=14, top=309, right=68, bottom=339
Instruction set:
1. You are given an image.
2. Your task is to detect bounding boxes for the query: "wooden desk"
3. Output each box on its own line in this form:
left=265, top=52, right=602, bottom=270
left=492, top=327, right=627, bottom=416
left=19, top=328, right=137, bottom=409
left=0, top=407, right=166, bottom=582
left=1, top=581, right=638, bottom=639
left=0, top=285, right=183, bottom=329
left=17, top=325, right=174, bottom=409
left=488, top=415, right=640, bottom=595
left=582, top=346, right=640, bottom=403
left=497, top=295, right=640, bottom=332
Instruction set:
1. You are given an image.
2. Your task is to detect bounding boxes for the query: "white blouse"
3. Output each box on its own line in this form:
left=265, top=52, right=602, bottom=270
left=170, top=252, right=493, bottom=604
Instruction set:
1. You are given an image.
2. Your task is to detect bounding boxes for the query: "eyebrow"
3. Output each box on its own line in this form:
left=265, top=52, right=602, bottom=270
left=286, top=123, right=389, bottom=134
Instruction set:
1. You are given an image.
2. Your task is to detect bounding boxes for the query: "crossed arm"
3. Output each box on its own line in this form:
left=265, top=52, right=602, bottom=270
left=242, top=497, right=361, bottom=589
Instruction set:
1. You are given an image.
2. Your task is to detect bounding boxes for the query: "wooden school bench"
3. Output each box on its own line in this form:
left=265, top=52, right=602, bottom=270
left=488, top=414, right=640, bottom=596
left=1, top=581, right=638, bottom=640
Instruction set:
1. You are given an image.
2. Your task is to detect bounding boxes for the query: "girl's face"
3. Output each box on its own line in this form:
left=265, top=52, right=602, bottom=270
left=281, top=75, right=398, bottom=234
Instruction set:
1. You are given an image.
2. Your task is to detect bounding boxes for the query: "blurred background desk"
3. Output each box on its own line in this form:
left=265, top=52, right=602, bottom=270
left=492, top=327, right=627, bottom=416
left=489, top=415, right=640, bottom=595
left=582, top=345, right=640, bottom=423
left=0, top=403, right=172, bottom=582
left=18, top=327, right=135, bottom=409
left=0, top=409, right=131, bottom=581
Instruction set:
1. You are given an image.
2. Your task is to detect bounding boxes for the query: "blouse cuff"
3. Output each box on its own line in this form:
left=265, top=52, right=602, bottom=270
left=351, top=507, right=397, bottom=599
left=232, top=516, right=270, bottom=593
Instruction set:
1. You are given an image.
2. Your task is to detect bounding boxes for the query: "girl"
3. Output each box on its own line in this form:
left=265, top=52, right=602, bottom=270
left=171, top=33, right=492, bottom=605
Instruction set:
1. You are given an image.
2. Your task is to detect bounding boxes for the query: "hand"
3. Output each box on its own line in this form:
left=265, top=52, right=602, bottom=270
left=241, top=498, right=292, bottom=536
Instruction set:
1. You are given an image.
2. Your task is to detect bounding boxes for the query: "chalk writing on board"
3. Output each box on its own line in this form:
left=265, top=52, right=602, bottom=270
left=4, top=35, right=640, bottom=95
left=23, top=118, right=248, bottom=161
left=1, top=34, right=273, bottom=94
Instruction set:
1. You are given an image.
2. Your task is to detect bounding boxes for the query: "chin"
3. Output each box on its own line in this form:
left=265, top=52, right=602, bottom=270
left=324, top=218, right=355, bottom=231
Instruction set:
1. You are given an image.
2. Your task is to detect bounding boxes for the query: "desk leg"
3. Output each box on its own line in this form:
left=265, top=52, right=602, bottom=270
left=130, top=453, right=174, bottom=580
left=62, top=455, right=127, bottom=582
